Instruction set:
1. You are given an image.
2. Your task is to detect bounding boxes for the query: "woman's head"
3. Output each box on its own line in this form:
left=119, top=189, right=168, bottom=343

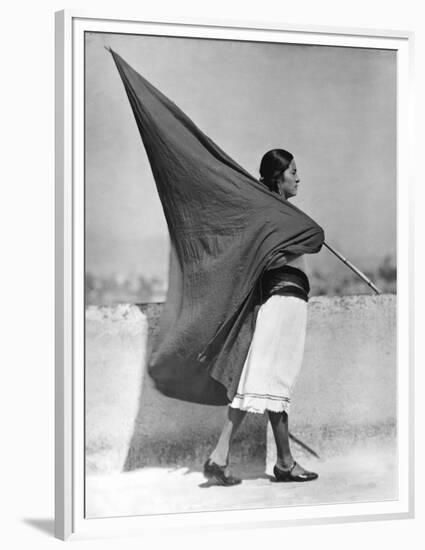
left=259, top=149, right=300, bottom=199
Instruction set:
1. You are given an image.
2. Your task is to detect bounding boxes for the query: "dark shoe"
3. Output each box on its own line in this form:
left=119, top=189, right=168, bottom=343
left=273, top=461, right=318, bottom=482
left=203, top=459, right=242, bottom=486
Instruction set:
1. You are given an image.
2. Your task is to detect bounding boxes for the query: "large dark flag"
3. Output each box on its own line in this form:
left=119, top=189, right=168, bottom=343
left=109, top=49, right=324, bottom=405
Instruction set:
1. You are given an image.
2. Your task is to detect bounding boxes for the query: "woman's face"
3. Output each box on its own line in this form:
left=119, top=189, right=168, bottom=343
left=277, top=159, right=300, bottom=199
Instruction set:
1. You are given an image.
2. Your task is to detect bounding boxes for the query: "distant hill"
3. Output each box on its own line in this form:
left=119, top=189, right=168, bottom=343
left=85, top=234, right=395, bottom=305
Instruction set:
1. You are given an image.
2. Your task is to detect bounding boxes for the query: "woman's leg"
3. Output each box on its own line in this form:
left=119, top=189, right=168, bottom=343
left=208, top=406, right=247, bottom=467
left=268, top=410, right=318, bottom=480
left=267, top=410, right=294, bottom=469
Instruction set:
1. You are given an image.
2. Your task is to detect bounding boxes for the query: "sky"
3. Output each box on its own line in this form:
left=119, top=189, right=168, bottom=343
left=85, top=31, right=396, bottom=281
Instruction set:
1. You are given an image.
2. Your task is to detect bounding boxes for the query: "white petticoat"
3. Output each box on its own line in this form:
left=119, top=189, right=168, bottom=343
left=229, top=295, right=307, bottom=414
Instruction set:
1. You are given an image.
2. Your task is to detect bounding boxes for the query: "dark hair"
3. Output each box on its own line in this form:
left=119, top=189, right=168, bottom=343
left=259, top=149, right=294, bottom=193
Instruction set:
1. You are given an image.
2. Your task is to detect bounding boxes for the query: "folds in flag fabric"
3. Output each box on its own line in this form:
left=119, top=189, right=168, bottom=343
left=109, top=49, right=324, bottom=405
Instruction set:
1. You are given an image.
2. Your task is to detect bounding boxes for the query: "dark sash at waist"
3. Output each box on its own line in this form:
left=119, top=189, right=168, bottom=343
left=261, top=265, right=310, bottom=303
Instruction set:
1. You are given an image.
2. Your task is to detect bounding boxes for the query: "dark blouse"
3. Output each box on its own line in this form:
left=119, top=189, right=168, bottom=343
left=261, top=265, right=310, bottom=303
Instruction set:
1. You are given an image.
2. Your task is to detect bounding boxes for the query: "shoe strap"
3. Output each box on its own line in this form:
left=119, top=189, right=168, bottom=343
left=275, top=460, right=297, bottom=473
left=290, top=460, right=297, bottom=473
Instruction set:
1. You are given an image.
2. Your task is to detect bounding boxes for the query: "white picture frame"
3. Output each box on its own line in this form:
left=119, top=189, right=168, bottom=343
left=55, top=9, right=414, bottom=541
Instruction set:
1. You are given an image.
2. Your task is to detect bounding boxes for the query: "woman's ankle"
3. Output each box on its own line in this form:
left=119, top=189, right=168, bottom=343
left=275, top=456, right=295, bottom=470
left=209, top=452, right=228, bottom=467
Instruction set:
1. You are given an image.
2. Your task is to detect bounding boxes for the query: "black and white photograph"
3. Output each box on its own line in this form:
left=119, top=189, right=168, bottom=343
left=2, top=0, right=424, bottom=547
left=84, top=30, right=398, bottom=519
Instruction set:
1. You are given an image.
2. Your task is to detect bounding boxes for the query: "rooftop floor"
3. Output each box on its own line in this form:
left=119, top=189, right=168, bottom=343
left=86, top=439, right=396, bottom=519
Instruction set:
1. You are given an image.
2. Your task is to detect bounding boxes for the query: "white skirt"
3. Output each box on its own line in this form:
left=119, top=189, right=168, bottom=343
left=229, top=295, right=307, bottom=414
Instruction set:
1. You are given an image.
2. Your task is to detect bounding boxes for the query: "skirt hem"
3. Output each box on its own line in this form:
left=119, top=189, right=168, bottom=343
left=229, top=396, right=291, bottom=415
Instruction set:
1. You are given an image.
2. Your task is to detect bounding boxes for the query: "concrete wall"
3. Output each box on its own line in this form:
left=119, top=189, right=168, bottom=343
left=85, top=304, right=148, bottom=474
left=85, top=295, right=396, bottom=474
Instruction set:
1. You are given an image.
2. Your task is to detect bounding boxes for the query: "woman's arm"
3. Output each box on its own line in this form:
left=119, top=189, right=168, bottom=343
left=267, top=250, right=305, bottom=271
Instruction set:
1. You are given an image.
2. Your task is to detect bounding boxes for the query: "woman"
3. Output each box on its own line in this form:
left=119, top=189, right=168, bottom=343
left=110, top=51, right=324, bottom=483
left=203, top=149, right=319, bottom=486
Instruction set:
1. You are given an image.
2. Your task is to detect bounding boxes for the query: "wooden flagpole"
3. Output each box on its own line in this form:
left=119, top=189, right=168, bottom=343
left=324, top=242, right=381, bottom=295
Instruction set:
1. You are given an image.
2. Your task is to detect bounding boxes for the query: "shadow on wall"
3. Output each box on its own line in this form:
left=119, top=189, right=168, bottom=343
left=122, top=303, right=268, bottom=471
